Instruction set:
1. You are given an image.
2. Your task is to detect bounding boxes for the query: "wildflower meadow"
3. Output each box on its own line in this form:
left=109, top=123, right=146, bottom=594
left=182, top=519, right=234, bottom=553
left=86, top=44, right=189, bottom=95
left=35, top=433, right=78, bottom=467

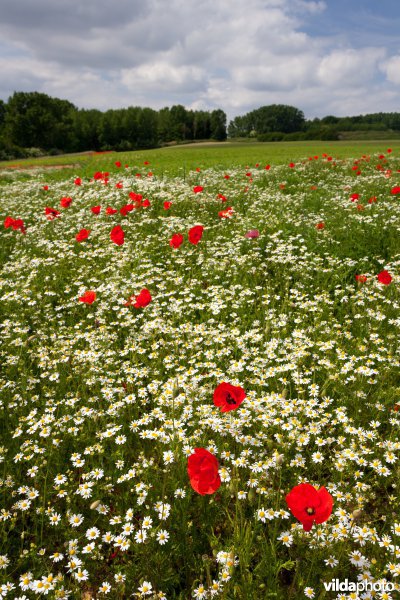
left=1, top=144, right=400, bottom=599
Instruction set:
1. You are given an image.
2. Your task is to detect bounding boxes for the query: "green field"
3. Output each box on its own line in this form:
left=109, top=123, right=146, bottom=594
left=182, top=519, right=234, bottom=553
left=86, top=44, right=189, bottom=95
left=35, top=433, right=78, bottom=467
left=2, top=139, right=400, bottom=179
left=1, top=141, right=400, bottom=598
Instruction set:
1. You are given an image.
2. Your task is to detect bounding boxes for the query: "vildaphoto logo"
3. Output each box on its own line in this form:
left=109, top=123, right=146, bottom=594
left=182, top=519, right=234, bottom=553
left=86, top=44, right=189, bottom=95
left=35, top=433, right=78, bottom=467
left=323, top=579, right=395, bottom=593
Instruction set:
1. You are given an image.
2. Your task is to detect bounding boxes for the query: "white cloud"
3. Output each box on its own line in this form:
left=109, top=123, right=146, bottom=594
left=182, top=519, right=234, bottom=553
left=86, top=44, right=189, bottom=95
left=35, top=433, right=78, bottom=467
left=381, top=55, right=400, bottom=85
left=0, top=0, right=399, bottom=119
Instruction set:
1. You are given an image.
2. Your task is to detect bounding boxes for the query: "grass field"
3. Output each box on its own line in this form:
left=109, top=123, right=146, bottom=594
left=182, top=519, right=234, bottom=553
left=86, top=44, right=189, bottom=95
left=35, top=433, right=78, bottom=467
left=1, top=141, right=400, bottom=599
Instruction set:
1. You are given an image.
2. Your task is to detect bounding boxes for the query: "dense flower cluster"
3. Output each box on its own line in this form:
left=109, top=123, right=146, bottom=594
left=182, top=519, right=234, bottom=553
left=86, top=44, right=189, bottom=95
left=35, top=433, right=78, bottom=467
left=1, top=148, right=400, bottom=598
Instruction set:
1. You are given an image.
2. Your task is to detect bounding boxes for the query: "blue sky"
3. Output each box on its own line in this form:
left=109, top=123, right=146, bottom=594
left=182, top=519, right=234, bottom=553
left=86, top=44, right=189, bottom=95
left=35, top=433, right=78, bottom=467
left=0, top=0, right=399, bottom=121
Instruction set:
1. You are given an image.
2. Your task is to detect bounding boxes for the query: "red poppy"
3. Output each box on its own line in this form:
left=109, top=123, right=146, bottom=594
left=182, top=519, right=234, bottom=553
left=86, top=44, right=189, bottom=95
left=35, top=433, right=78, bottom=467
left=74, top=177, right=82, bottom=186
left=120, top=204, right=134, bottom=216
left=163, top=201, right=172, bottom=210
left=129, top=192, right=143, bottom=204
left=265, top=164, right=271, bottom=170
left=43, top=185, right=49, bottom=191
left=245, top=229, right=260, bottom=239
left=217, top=194, right=227, bottom=202
left=79, top=290, right=96, bottom=304
left=110, top=225, right=125, bottom=246
left=93, top=171, right=105, bottom=180
left=188, top=225, right=204, bottom=245
left=350, top=193, right=359, bottom=201
left=391, top=186, right=400, bottom=195
left=368, top=196, right=377, bottom=204
left=170, top=233, right=184, bottom=249
left=142, top=198, right=151, bottom=207
left=356, top=204, right=364, bottom=211
left=60, top=197, right=72, bottom=208
left=286, top=483, right=333, bottom=531
left=213, top=382, right=246, bottom=413
left=218, top=207, right=234, bottom=219
left=193, top=186, right=203, bottom=194
left=377, top=270, right=392, bottom=285
left=187, top=448, right=221, bottom=495
left=355, top=274, right=367, bottom=283
left=315, top=222, right=325, bottom=230
left=116, top=182, right=123, bottom=189
left=224, top=174, right=230, bottom=179
left=4, top=216, right=15, bottom=229
left=91, top=205, right=101, bottom=214
left=125, top=288, right=152, bottom=308
left=45, top=207, right=61, bottom=220
left=289, top=162, right=295, bottom=168
left=12, top=218, right=26, bottom=234
left=115, top=161, right=122, bottom=168
left=76, top=229, right=90, bottom=242
left=387, top=148, right=392, bottom=153
left=4, top=216, right=26, bottom=234
left=106, top=206, right=117, bottom=215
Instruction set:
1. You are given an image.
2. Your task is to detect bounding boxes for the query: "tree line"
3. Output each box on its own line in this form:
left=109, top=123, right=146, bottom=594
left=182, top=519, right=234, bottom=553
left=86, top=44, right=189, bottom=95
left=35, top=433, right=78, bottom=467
left=228, top=105, right=400, bottom=141
left=0, top=92, right=227, bottom=160
left=1, top=92, right=400, bottom=160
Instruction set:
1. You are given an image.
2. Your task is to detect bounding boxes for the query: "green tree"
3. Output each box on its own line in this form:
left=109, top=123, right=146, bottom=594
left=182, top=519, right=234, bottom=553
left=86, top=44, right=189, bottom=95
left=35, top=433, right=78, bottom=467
left=210, top=109, right=227, bottom=140
left=5, top=91, right=76, bottom=150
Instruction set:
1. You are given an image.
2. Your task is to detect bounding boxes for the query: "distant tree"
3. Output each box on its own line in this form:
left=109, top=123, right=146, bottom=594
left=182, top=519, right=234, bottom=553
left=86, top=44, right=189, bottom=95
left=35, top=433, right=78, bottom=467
left=193, top=111, right=211, bottom=139
left=5, top=91, right=76, bottom=150
left=210, top=109, right=227, bottom=140
left=252, top=104, right=305, bottom=134
left=71, top=109, right=102, bottom=151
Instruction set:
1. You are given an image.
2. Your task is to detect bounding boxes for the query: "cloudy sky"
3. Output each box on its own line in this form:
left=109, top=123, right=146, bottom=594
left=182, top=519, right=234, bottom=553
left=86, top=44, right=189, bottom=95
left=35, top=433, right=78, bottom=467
left=1, top=0, right=400, bottom=121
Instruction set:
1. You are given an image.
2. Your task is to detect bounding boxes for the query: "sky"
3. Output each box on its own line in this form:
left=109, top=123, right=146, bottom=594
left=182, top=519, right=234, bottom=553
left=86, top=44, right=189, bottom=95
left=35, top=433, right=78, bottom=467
left=1, top=0, right=400, bottom=121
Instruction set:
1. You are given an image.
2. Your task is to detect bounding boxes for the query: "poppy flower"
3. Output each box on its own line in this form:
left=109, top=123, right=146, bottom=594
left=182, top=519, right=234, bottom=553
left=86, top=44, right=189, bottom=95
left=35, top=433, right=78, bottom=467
left=43, top=185, right=49, bottom=191
left=170, top=233, right=184, bottom=249
left=377, top=270, right=392, bottom=285
left=213, top=382, right=246, bottom=413
left=74, top=177, right=82, bottom=186
left=45, top=207, right=61, bottom=220
left=12, top=218, right=26, bottom=234
left=265, top=165, right=271, bottom=170
left=110, top=225, right=125, bottom=246
left=91, top=205, right=101, bottom=214
left=245, top=229, right=260, bottom=239
left=4, top=216, right=26, bottom=234
left=218, top=207, right=234, bottom=218
left=355, top=274, right=367, bottom=283
left=288, top=162, right=295, bottom=168
left=129, top=192, right=143, bottom=203
left=79, top=291, right=96, bottom=304
left=163, top=201, right=172, bottom=210
left=350, top=193, right=359, bottom=201
left=125, top=288, right=152, bottom=308
left=60, top=197, right=72, bottom=208
left=106, top=206, right=117, bottom=215
left=391, top=186, right=400, bottom=195
left=115, top=161, right=122, bottom=168
left=193, top=186, right=203, bottom=194
left=76, top=229, right=90, bottom=242
left=115, top=182, right=123, bottom=189
left=187, top=448, right=221, bottom=495
left=120, top=204, right=134, bottom=216
left=4, top=216, right=15, bottom=229
left=142, top=199, right=151, bottom=207
left=217, top=194, right=227, bottom=202
left=315, top=222, right=325, bottom=230
left=286, top=483, right=333, bottom=531
left=188, top=225, right=204, bottom=245
left=224, top=174, right=230, bottom=179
